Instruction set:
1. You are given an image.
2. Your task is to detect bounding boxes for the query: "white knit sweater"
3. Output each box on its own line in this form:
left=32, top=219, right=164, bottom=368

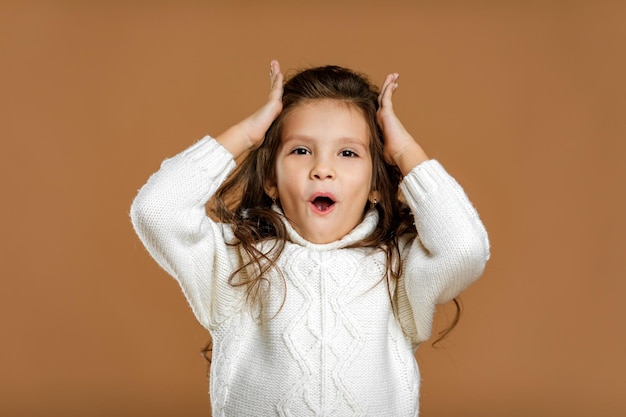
left=130, top=137, right=490, bottom=417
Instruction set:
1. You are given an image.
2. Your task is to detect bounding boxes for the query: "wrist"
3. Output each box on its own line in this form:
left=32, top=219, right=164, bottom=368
left=392, top=143, right=429, bottom=176
left=216, top=123, right=252, bottom=159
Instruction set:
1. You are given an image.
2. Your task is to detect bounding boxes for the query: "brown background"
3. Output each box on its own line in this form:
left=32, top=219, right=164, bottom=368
left=1, top=1, right=625, bottom=416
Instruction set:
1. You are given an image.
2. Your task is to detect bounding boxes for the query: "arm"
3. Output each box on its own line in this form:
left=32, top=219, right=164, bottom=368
left=130, top=61, right=284, bottom=329
left=397, top=160, right=490, bottom=343
left=130, top=138, right=238, bottom=329
left=377, top=73, right=490, bottom=343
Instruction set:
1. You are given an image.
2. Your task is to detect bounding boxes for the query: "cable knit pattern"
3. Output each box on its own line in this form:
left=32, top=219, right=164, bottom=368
left=130, top=136, right=490, bottom=416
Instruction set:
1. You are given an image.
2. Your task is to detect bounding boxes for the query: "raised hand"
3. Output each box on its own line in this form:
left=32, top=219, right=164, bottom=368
left=241, top=60, right=284, bottom=148
left=217, top=60, right=284, bottom=158
left=377, top=73, right=429, bottom=175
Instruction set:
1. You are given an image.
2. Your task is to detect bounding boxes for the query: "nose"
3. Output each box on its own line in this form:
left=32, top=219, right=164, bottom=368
left=310, top=157, right=335, bottom=180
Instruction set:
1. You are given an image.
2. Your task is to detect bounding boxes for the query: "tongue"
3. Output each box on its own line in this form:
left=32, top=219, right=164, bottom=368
left=313, top=197, right=333, bottom=211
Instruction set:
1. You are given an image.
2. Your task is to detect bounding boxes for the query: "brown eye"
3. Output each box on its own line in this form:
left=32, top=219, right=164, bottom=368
left=291, top=147, right=310, bottom=155
left=340, top=150, right=358, bottom=158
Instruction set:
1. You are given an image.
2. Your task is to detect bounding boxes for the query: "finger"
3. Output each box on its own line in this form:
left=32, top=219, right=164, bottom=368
left=385, top=74, right=399, bottom=104
left=378, top=74, right=394, bottom=107
left=379, top=73, right=399, bottom=108
left=269, top=60, right=282, bottom=86
left=269, top=60, right=277, bottom=80
left=269, top=60, right=283, bottom=99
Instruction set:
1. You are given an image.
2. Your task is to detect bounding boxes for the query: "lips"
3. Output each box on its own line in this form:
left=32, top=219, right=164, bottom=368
left=310, top=193, right=336, bottom=213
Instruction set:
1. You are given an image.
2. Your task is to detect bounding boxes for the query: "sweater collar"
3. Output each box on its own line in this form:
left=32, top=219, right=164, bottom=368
left=273, top=205, right=379, bottom=250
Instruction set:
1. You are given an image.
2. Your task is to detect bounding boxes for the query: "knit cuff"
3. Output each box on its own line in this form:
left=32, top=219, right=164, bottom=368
left=399, top=159, right=452, bottom=204
left=179, top=135, right=234, bottom=165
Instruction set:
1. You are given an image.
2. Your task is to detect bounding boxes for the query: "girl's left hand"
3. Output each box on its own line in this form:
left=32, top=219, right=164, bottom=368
left=377, top=73, right=429, bottom=175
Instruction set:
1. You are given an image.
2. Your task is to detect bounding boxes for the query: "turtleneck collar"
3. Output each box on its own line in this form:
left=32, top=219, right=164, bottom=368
left=272, top=205, right=379, bottom=251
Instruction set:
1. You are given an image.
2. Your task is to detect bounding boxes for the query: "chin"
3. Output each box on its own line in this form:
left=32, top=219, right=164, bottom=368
left=308, top=230, right=345, bottom=244
left=306, top=235, right=332, bottom=244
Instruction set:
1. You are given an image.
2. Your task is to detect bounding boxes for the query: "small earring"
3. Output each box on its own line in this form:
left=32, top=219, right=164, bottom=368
left=369, top=190, right=380, bottom=208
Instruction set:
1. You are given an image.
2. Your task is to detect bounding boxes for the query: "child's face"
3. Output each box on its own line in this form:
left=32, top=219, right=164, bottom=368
left=266, top=99, right=374, bottom=244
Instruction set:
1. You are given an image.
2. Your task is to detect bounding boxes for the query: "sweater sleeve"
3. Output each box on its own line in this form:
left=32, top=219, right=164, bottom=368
left=394, top=159, right=490, bottom=345
left=130, top=136, right=241, bottom=329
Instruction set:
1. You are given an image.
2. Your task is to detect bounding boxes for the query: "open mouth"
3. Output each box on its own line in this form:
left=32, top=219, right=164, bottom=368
left=311, top=196, right=335, bottom=212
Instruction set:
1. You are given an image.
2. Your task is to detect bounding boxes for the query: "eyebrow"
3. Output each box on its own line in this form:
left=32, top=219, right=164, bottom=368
left=282, top=134, right=369, bottom=149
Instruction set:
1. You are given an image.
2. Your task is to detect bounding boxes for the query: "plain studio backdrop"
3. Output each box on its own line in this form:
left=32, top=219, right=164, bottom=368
left=1, top=1, right=624, bottom=416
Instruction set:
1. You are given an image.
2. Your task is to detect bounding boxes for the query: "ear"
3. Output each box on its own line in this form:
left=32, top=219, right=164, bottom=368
left=369, top=190, right=380, bottom=205
left=264, top=179, right=278, bottom=201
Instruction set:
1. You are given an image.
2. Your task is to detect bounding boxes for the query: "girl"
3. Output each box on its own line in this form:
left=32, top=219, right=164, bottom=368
left=131, top=61, right=489, bottom=416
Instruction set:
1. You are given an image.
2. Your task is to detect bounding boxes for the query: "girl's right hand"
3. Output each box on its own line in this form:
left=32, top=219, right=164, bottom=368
left=217, top=61, right=284, bottom=158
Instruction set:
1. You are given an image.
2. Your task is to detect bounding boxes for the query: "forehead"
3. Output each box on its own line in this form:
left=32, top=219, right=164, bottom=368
left=281, top=99, right=371, bottom=145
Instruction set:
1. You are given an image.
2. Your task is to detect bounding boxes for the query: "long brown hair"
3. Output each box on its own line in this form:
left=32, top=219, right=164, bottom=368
left=210, top=65, right=459, bottom=345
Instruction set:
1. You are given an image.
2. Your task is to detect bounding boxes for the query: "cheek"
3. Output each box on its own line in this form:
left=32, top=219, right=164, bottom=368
left=358, top=161, right=374, bottom=187
left=274, top=165, right=301, bottom=200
